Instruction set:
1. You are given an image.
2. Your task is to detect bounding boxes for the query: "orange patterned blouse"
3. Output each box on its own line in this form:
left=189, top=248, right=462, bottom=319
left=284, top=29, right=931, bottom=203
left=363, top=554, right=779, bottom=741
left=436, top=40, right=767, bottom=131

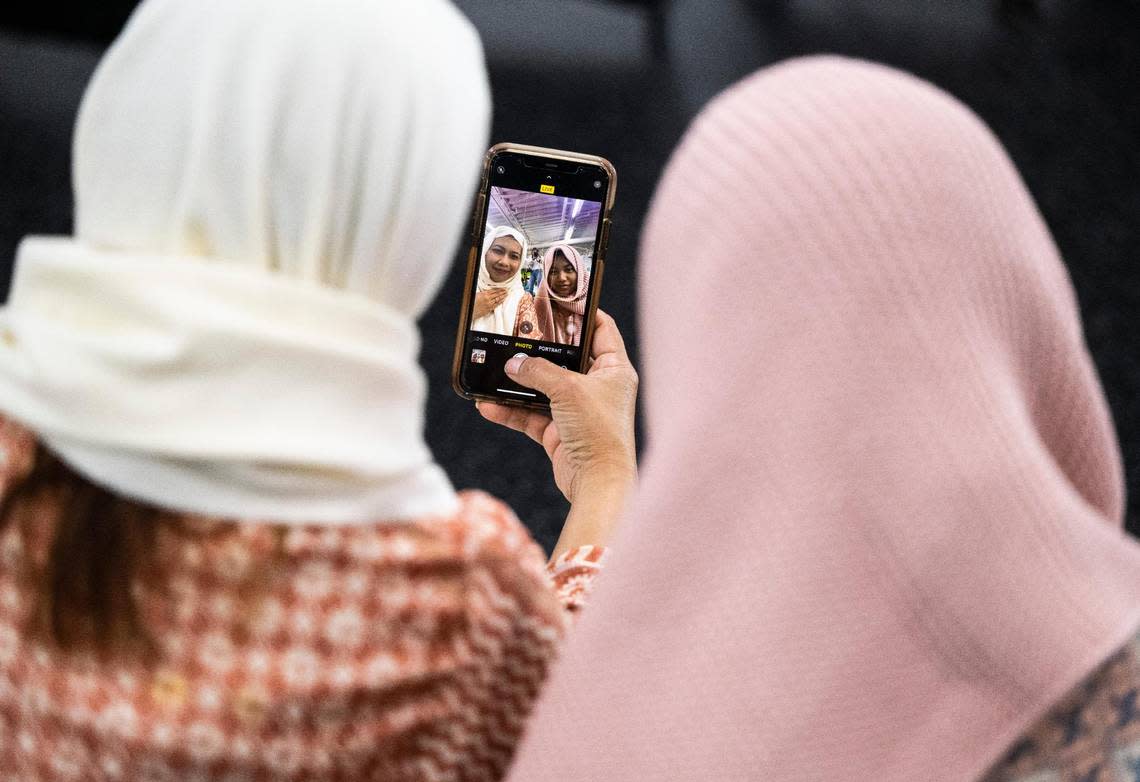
left=0, top=416, right=607, bottom=781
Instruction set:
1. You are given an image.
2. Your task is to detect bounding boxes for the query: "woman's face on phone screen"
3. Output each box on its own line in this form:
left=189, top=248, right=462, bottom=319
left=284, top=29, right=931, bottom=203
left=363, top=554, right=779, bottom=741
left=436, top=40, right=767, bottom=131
left=549, top=252, right=577, bottom=297
left=486, top=236, right=523, bottom=282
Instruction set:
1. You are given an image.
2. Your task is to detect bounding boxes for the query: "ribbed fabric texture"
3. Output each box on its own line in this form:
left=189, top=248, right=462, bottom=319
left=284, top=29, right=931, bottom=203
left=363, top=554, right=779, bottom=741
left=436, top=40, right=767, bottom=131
left=505, top=56, right=1140, bottom=782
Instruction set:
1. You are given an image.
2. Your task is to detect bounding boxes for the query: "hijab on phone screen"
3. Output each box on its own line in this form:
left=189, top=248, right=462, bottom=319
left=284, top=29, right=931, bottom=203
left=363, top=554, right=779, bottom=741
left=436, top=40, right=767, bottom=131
left=505, top=56, right=1140, bottom=782
left=534, top=243, right=589, bottom=345
left=0, top=0, right=490, bottom=523
left=472, top=225, right=529, bottom=336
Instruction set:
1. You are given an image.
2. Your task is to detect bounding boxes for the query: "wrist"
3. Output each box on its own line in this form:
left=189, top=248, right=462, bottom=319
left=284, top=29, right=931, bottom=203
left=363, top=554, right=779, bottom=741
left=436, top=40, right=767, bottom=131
left=572, top=460, right=637, bottom=504
left=553, top=467, right=635, bottom=563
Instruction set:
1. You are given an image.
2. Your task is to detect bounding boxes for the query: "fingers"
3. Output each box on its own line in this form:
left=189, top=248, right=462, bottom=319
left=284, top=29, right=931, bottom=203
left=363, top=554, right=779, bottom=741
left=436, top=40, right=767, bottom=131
left=478, top=289, right=508, bottom=304
left=541, top=421, right=563, bottom=462
left=504, top=354, right=576, bottom=399
left=476, top=401, right=550, bottom=445
left=589, top=309, right=631, bottom=364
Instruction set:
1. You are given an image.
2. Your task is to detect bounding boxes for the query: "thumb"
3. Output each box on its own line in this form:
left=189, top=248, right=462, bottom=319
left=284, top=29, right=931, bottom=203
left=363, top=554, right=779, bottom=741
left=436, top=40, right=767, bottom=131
left=504, top=354, right=573, bottom=398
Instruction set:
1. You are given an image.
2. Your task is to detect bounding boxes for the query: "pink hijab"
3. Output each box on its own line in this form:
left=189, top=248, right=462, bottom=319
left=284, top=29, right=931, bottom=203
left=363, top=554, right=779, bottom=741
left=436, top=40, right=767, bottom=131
left=506, top=57, right=1140, bottom=782
left=534, top=243, right=589, bottom=346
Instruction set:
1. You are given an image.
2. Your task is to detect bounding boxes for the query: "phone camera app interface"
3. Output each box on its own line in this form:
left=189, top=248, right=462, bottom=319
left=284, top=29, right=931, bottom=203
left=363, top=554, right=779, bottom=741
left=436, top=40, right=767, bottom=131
left=463, top=156, right=605, bottom=403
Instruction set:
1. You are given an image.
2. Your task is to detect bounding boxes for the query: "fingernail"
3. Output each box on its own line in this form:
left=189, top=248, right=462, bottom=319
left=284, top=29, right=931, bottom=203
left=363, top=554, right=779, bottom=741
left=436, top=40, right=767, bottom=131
left=505, top=355, right=527, bottom=376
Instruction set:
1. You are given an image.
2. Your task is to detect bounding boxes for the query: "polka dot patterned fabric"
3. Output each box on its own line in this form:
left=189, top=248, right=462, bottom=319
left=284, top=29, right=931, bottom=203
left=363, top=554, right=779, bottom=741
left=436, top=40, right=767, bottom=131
left=0, top=416, right=608, bottom=781
left=983, top=627, right=1140, bottom=782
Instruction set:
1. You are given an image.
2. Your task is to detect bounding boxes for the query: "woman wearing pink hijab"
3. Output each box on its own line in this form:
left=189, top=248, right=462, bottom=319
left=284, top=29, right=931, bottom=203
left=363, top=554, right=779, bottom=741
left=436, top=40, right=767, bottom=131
left=504, top=57, right=1140, bottom=782
left=534, top=243, right=590, bottom=346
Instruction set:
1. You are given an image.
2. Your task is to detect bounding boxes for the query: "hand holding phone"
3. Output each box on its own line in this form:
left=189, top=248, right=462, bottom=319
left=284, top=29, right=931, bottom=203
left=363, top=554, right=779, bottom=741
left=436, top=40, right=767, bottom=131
left=476, top=309, right=638, bottom=558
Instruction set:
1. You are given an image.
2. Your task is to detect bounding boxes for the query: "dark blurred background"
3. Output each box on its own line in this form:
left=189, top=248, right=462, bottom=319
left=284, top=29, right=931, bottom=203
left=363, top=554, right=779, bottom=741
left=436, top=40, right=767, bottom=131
left=2, top=0, right=1138, bottom=550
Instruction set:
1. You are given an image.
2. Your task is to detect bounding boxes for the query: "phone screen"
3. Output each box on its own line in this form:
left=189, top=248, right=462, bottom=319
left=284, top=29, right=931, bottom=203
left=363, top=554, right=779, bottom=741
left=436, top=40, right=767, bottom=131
left=457, top=150, right=611, bottom=406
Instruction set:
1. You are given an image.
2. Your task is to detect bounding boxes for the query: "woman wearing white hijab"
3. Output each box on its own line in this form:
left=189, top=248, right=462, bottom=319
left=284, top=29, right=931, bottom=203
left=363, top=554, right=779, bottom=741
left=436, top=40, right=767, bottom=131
left=0, top=0, right=638, bottom=778
left=471, top=225, right=542, bottom=338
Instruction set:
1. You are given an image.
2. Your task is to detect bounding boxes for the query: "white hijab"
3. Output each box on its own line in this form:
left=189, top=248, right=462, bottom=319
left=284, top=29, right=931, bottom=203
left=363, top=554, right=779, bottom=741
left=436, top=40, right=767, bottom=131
left=0, top=0, right=490, bottom=524
left=471, top=225, right=528, bottom=335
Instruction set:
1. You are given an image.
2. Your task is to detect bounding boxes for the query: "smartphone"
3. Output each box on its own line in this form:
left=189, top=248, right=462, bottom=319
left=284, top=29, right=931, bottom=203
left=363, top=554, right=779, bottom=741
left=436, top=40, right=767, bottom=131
left=452, top=143, right=616, bottom=409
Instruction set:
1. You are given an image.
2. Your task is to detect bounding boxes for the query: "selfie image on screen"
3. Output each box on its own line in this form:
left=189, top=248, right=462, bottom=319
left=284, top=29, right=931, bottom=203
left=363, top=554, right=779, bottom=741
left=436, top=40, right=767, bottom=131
left=471, top=187, right=600, bottom=347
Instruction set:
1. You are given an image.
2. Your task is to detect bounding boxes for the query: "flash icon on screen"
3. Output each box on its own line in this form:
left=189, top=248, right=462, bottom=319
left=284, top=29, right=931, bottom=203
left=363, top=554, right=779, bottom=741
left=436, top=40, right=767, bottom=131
left=540, top=183, right=555, bottom=194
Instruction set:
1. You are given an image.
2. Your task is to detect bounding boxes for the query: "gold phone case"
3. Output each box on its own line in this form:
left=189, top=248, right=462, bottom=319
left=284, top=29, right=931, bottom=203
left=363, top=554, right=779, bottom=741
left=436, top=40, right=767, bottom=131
left=451, top=142, right=617, bottom=410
